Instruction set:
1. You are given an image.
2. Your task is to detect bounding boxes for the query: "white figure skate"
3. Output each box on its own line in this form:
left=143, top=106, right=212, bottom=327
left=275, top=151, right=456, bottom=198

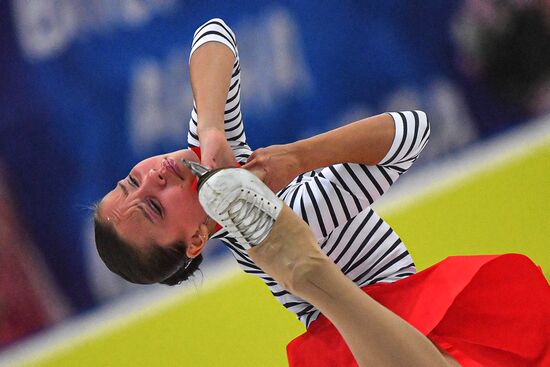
left=182, top=160, right=283, bottom=249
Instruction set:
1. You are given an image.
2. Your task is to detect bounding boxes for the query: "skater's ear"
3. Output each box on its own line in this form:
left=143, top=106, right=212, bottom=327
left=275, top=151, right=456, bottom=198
left=187, top=223, right=209, bottom=258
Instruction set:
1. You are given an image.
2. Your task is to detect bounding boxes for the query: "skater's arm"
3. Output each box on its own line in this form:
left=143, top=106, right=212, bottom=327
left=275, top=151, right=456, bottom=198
left=294, top=110, right=430, bottom=171
left=295, top=113, right=397, bottom=169
left=189, top=24, right=238, bottom=169
left=244, top=111, right=430, bottom=193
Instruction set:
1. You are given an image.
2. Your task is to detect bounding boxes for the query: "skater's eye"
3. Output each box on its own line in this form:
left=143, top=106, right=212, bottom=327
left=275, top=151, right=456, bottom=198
left=148, top=199, right=163, bottom=218
left=128, top=175, right=139, bottom=188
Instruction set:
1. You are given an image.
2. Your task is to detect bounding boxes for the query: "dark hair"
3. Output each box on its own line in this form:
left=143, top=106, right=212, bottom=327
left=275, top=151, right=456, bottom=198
left=93, top=205, right=203, bottom=286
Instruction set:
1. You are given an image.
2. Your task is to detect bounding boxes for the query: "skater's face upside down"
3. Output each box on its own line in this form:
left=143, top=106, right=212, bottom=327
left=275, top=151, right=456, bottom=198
left=97, top=148, right=208, bottom=253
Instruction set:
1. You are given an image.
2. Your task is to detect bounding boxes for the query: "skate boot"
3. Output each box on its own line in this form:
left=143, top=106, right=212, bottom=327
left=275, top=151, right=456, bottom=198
left=182, top=160, right=283, bottom=249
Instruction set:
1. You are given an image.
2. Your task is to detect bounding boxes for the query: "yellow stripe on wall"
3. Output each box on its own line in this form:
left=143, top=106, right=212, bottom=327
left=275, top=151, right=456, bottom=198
left=380, top=140, right=550, bottom=275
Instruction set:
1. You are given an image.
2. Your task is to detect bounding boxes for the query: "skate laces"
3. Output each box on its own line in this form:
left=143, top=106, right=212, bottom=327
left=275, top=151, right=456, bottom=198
left=226, top=189, right=277, bottom=245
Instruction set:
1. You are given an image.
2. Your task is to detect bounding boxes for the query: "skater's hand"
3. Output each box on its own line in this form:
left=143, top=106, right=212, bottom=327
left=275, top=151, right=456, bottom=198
left=243, top=144, right=302, bottom=193
left=200, top=129, right=238, bottom=170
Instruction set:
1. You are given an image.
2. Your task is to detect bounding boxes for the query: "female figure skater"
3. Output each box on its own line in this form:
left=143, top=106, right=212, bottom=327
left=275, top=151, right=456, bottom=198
left=94, top=19, right=550, bottom=366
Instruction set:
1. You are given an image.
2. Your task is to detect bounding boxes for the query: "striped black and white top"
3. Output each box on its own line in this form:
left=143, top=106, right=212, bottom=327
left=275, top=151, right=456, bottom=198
left=188, top=19, right=431, bottom=328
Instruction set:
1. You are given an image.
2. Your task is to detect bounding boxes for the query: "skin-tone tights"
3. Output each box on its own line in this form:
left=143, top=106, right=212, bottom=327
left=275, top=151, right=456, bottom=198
left=248, top=205, right=460, bottom=367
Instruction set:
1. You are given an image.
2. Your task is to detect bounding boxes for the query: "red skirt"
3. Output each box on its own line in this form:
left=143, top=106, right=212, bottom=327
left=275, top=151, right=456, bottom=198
left=286, top=254, right=550, bottom=366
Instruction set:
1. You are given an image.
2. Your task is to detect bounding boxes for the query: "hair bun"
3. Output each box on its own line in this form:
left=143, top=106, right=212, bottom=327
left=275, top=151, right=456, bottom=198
left=160, top=254, right=204, bottom=286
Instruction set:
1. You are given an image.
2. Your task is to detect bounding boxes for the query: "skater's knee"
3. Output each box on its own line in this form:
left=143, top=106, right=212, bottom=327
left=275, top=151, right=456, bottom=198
left=286, top=254, right=331, bottom=294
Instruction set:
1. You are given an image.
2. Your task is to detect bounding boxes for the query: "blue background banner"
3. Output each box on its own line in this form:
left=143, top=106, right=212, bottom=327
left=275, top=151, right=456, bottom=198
left=0, top=0, right=538, bottom=330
